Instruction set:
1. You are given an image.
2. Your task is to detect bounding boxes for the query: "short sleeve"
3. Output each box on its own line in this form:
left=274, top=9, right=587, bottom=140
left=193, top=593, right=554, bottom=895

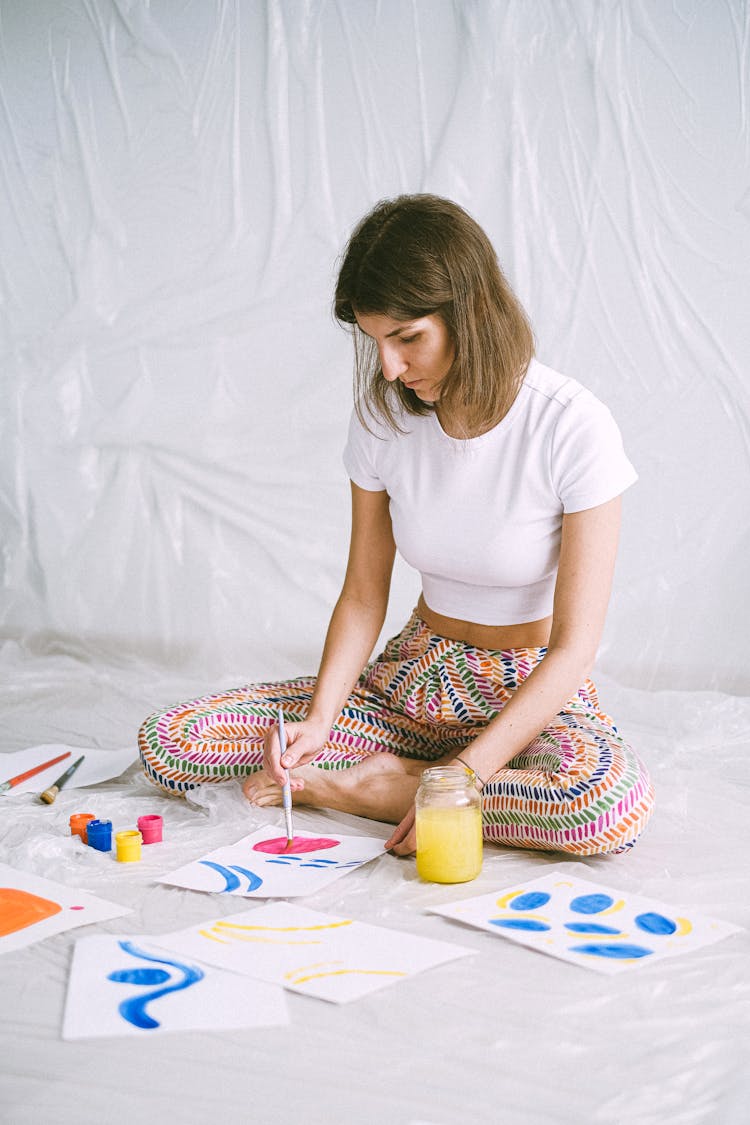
left=342, top=408, right=387, bottom=491
left=551, top=389, right=638, bottom=512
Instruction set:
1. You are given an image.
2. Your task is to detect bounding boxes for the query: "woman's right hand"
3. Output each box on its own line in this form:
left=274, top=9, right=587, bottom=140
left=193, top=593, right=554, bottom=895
left=262, top=716, right=329, bottom=789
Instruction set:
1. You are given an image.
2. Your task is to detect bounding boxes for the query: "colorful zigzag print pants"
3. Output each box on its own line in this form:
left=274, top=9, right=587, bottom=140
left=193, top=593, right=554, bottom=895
left=138, top=611, right=655, bottom=856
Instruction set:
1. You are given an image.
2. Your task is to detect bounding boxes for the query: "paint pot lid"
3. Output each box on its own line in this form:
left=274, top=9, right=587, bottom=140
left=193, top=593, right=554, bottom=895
left=70, top=812, right=95, bottom=825
left=88, top=818, right=112, bottom=833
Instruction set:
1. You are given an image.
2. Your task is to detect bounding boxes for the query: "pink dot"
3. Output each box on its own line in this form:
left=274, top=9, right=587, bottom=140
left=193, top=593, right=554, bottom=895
left=253, top=836, right=340, bottom=855
left=69, top=906, right=85, bottom=911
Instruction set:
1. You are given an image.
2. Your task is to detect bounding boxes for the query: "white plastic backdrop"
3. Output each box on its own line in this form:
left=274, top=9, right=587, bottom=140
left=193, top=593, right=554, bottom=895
left=2, top=4, right=750, bottom=1125
left=1, top=0, right=748, bottom=691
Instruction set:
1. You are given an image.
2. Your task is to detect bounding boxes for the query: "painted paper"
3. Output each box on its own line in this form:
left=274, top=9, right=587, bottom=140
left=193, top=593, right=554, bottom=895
left=62, top=933, right=288, bottom=1038
left=0, top=862, right=131, bottom=954
left=0, top=744, right=138, bottom=796
left=155, top=901, right=475, bottom=1003
left=159, top=828, right=385, bottom=898
left=430, top=871, right=743, bottom=974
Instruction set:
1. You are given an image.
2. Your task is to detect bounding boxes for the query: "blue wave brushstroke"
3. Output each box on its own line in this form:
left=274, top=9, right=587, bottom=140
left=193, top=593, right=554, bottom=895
left=199, top=860, right=241, bottom=892
left=108, top=941, right=204, bottom=1030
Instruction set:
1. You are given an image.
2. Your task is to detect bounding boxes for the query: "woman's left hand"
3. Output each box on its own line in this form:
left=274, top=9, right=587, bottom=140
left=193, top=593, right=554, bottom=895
left=385, top=805, right=417, bottom=856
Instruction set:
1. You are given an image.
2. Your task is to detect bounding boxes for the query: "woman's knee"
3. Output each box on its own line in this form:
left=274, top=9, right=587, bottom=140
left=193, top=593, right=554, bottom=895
left=480, top=748, right=655, bottom=856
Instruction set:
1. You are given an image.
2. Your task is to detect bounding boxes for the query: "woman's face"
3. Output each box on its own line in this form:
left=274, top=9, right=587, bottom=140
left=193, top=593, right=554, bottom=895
left=354, top=311, right=455, bottom=402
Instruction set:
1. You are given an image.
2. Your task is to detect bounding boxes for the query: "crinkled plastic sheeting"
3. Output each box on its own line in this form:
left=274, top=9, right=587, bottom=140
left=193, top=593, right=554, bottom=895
left=0, top=3, right=748, bottom=1124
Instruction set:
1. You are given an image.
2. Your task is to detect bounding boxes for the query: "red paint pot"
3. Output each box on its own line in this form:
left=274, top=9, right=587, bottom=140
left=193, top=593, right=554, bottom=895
left=137, top=814, right=163, bottom=844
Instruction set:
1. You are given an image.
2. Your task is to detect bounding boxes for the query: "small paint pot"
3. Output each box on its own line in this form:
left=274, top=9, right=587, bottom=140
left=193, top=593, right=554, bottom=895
left=70, top=813, right=96, bottom=843
left=137, top=814, right=163, bottom=844
left=115, top=830, right=143, bottom=863
left=87, top=819, right=113, bottom=852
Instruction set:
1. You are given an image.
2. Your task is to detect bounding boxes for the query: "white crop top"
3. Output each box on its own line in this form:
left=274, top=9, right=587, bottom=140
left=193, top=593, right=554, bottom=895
left=342, top=359, right=638, bottom=625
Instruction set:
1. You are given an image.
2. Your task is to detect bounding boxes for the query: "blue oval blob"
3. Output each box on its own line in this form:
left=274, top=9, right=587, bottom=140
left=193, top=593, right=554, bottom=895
left=635, top=912, right=676, bottom=935
left=569, top=893, right=614, bottom=914
left=509, top=892, right=551, bottom=911
left=564, top=923, right=622, bottom=935
left=490, top=918, right=551, bottom=932
left=569, top=942, right=653, bottom=959
left=107, top=968, right=171, bottom=986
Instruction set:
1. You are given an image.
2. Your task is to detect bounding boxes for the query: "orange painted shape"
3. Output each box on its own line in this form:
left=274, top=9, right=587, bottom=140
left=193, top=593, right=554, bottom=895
left=0, top=887, right=63, bottom=937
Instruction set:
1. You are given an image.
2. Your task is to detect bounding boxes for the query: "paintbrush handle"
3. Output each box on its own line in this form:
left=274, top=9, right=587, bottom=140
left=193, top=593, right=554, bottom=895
left=277, top=706, right=287, bottom=760
left=39, top=755, right=84, bottom=804
left=283, top=798, right=294, bottom=842
left=278, top=706, right=294, bottom=842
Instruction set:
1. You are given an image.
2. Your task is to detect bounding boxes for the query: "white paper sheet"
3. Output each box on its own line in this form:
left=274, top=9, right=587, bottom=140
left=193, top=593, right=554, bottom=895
left=0, top=744, right=138, bottom=796
left=430, top=871, right=743, bottom=974
left=62, top=933, right=288, bottom=1038
left=154, top=901, right=476, bottom=1003
left=0, top=863, right=131, bottom=953
left=159, top=827, right=385, bottom=898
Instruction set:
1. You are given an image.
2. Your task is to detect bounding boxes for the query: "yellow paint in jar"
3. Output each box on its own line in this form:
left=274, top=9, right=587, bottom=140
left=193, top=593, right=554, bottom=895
left=415, top=765, right=483, bottom=884
left=416, top=805, right=483, bottom=883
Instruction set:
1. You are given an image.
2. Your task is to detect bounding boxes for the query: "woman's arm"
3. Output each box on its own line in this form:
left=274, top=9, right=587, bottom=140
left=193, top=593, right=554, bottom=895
left=386, top=495, right=623, bottom=853
left=460, top=495, right=623, bottom=781
left=263, top=482, right=396, bottom=786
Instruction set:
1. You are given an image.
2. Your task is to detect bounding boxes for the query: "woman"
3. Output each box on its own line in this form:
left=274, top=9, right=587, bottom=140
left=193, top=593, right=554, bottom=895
left=138, top=194, right=654, bottom=857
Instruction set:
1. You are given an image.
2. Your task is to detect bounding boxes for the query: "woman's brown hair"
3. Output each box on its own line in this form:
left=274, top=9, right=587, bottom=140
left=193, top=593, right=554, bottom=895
left=334, top=194, right=534, bottom=435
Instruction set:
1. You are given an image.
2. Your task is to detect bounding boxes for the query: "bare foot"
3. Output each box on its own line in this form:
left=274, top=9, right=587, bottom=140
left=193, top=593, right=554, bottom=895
left=242, top=753, right=446, bottom=824
left=242, top=765, right=320, bottom=808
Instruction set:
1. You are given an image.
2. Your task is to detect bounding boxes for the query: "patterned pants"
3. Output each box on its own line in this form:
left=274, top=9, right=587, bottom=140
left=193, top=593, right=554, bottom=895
left=138, top=611, right=655, bottom=856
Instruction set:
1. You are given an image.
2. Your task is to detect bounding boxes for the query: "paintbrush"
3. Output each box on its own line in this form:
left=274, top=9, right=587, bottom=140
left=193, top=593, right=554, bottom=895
left=0, top=750, right=71, bottom=794
left=278, top=705, right=294, bottom=848
left=39, top=755, right=85, bottom=804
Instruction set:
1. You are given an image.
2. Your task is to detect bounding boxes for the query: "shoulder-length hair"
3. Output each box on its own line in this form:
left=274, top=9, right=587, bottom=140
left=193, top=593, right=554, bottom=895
left=334, top=194, right=534, bottom=435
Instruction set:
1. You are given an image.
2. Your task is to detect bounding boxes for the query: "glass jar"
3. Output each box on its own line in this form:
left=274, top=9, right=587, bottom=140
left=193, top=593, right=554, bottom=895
left=415, top=765, right=483, bottom=884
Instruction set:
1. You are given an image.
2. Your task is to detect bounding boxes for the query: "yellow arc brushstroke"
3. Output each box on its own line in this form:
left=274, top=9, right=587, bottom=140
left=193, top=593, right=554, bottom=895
left=288, top=968, right=407, bottom=985
left=212, top=919, right=353, bottom=934
left=283, top=960, right=337, bottom=979
left=207, top=934, right=321, bottom=945
left=493, top=912, right=550, bottom=925
left=675, top=916, right=693, bottom=936
left=577, top=951, right=641, bottom=962
left=597, top=899, right=626, bottom=916
left=495, top=889, right=526, bottom=909
left=198, top=929, right=230, bottom=944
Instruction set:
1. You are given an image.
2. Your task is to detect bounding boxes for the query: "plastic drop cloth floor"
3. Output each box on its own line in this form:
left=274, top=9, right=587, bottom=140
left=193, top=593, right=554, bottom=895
left=1, top=646, right=748, bottom=1125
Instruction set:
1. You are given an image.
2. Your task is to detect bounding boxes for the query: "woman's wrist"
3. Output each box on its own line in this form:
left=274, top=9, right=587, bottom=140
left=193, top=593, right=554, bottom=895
left=452, top=754, right=485, bottom=790
left=303, top=707, right=334, bottom=738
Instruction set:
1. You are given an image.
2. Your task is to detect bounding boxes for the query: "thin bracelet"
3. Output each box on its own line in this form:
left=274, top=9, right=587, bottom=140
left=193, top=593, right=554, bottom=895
left=453, top=755, right=485, bottom=790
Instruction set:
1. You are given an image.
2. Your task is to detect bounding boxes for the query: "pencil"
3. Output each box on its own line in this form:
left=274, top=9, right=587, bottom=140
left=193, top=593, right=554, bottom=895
left=278, top=705, right=294, bottom=847
left=39, top=755, right=85, bottom=804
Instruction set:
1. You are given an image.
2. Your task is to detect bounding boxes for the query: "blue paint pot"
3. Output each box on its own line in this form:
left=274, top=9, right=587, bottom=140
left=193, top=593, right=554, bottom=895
left=87, top=818, right=113, bottom=852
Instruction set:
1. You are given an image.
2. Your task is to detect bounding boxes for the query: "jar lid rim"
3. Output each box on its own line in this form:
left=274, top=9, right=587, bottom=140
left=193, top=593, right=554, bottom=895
left=421, top=764, right=474, bottom=782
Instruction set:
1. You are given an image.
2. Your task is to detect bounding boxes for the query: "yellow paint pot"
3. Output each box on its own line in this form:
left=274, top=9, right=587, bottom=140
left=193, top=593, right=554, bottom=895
left=115, top=829, right=143, bottom=863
